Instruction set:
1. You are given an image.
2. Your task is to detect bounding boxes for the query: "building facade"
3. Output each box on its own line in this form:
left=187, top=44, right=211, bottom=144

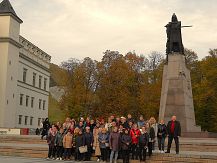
left=0, top=0, right=51, bottom=129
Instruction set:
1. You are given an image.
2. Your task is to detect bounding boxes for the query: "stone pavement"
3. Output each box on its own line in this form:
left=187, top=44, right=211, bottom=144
left=0, top=156, right=96, bottom=163
left=1, top=135, right=217, bottom=162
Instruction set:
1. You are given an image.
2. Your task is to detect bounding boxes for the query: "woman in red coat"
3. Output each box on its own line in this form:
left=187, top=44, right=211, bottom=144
left=130, top=124, right=141, bottom=160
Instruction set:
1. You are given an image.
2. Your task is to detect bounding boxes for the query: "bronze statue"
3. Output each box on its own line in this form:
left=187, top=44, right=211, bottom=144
left=165, top=13, right=185, bottom=56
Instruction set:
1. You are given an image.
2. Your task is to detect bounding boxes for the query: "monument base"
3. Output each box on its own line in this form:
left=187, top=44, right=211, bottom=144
left=159, top=53, right=201, bottom=133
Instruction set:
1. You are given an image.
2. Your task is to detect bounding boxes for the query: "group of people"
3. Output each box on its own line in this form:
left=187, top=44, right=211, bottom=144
left=41, top=114, right=181, bottom=163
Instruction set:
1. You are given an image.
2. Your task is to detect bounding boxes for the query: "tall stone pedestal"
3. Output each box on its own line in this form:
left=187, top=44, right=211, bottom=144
left=159, top=53, right=201, bottom=133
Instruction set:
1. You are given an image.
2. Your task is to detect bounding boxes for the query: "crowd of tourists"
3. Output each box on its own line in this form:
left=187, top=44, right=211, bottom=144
left=41, top=114, right=181, bottom=163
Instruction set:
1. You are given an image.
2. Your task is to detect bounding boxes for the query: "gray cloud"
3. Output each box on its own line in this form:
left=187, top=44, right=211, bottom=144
left=11, top=0, right=217, bottom=64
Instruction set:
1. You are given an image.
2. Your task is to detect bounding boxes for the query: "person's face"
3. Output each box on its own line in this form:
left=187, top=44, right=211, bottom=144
left=112, top=122, right=116, bottom=127
left=142, top=127, right=146, bottom=132
left=102, top=129, right=106, bottom=134
left=110, top=116, right=114, bottom=120
left=60, top=129, right=64, bottom=134
left=129, top=121, right=133, bottom=126
left=119, top=125, right=123, bottom=129
left=79, top=122, right=83, bottom=126
left=128, top=114, right=132, bottom=118
left=86, top=117, right=90, bottom=122
left=133, top=124, right=138, bottom=129
left=90, top=120, right=94, bottom=124
left=79, top=131, right=82, bottom=135
left=96, top=123, right=100, bottom=127
left=116, top=117, right=120, bottom=122
left=113, top=127, right=118, bottom=132
left=140, top=116, right=143, bottom=121
left=145, top=123, right=149, bottom=129
left=124, top=130, right=129, bottom=134
left=66, top=118, right=70, bottom=122
left=160, top=120, right=164, bottom=124
left=172, top=116, right=176, bottom=121
left=86, top=128, right=90, bottom=133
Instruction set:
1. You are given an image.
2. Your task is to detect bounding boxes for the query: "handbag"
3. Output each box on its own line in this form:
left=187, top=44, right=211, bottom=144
left=79, top=145, right=88, bottom=153
left=105, top=143, right=109, bottom=147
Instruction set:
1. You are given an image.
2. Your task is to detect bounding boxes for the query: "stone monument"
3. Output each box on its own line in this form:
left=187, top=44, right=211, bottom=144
left=159, top=14, right=201, bottom=133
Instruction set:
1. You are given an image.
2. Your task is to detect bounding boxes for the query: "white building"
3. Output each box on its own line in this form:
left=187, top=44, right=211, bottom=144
left=0, top=0, right=51, bottom=129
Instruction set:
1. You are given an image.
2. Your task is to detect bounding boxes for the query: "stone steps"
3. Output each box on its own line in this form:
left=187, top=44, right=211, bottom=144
left=1, top=136, right=217, bottom=162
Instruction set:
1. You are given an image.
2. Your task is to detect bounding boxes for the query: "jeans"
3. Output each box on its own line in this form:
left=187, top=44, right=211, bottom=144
left=110, top=150, right=118, bottom=163
left=158, top=137, right=165, bottom=151
left=101, top=148, right=108, bottom=161
left=64, top=148, right=71, bottom=159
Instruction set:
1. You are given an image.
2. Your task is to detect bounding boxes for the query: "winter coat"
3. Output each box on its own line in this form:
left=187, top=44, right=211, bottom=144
left=75, top=134, right=85, bottom=149
left=130, top=128, right=141, bottom=144
left=148, top=127, right=155, bottom=142
left=55, top=132, right=64, bottom=146
left=84, top=132, right=93, bottom=147
left=167, top=120, right=181, bottom=137
left=121, top=134, right=132, bottom=150
left=109, top=132, right=120, bottom=152
left=63, top=134, right=72, bottom=148
left=93, top=131, right=101, bottom=156
left=98, top=132, right=109, bottom=149
left=157, top=124, right=167, bottom=138
left=47, top=132, right=56, bottom=147
left=139, top=132, right=149, bottom=146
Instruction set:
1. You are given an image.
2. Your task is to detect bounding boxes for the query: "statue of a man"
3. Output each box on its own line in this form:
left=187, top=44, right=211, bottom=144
left=165, top=13, right=184, bottom=58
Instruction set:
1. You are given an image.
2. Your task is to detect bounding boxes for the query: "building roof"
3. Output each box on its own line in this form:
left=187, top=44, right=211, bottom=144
left=0, top=0, right=22, bottom=23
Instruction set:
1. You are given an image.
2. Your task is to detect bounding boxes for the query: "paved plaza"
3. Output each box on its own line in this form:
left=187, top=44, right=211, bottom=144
left=0, top=156, right=96, bottom=163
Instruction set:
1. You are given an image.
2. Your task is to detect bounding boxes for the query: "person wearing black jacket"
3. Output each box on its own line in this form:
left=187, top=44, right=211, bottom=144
left=41, top=118, right=50, bottom=140
left=157, top=120, right=167, bottom=153
left=139, top=126, right=149, bottom=162
left=146, top=122, right=155, bottom=157
left=84, top=126, right=94, bottom=161
left=121, top=129, right=132, bottom=163
left=165, top=116, right=181, bottom=154
left=75, top=130, right=85, bottom=161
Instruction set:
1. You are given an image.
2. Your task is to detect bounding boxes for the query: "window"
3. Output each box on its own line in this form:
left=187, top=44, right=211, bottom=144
left=20, top=94, right=23, bottom=105
left=18, top=115, right=22, bottom=124
left=44, top=78, right=47, bottom=90
left=39, top=99, right=42, bottom=109
left=33, top=73, right=36, bottom=86
left=24, top=116, right=28, bottom=125
left=23, top=68, right=27, bottom=83
left=43, top=100, right=46, bottom=110
left=39, top=75, right=42, bottom=89
left=31, top=97, right=34, bottom=108
left=30, top=117, right=33, bottom=125
left=38, top=118, right=41, bottom=126
left=26, top=96, right=29, bottom=107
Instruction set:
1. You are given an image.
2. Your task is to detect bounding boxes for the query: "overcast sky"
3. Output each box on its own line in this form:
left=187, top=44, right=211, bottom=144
left=11, top=0, right=217, bottom=64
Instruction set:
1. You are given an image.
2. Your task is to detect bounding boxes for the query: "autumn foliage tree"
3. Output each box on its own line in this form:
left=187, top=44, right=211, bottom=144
left=52, top=48, right=217, bottom=132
